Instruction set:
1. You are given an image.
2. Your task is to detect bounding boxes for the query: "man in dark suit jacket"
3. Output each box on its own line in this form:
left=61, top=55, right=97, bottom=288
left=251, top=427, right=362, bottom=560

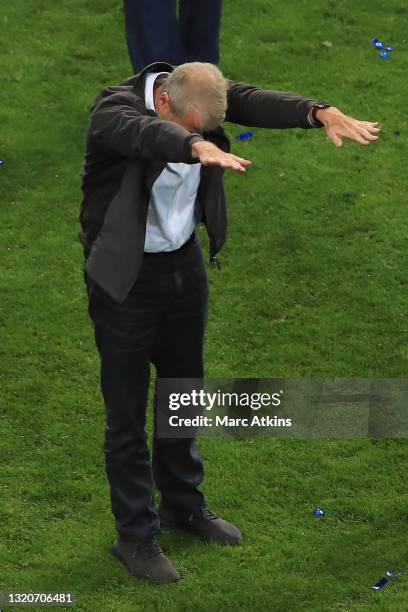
left=79, top=62, right=379, bottom=584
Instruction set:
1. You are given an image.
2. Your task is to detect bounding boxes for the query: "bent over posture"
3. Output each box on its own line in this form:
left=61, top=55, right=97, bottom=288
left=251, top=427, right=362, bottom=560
left=79, top=62, right=379, bottom=584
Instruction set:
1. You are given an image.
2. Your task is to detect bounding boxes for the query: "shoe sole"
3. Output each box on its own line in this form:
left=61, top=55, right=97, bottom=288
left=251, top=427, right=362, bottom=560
left=110, top=544, right=181, bottom=585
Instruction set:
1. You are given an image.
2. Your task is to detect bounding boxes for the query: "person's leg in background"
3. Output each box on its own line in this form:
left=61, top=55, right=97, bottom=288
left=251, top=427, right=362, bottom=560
left=178, top=0, right=223, bottom=64
left=124, top=0, right=181, bottom=72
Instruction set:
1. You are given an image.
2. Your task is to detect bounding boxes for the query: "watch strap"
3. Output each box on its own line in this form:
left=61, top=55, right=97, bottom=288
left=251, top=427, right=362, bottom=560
left=310, top=103, right=332, bottom=127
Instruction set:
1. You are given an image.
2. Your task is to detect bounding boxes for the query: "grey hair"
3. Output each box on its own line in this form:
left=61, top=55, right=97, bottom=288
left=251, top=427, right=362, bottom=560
left=160, top=62, right=228, bottom=131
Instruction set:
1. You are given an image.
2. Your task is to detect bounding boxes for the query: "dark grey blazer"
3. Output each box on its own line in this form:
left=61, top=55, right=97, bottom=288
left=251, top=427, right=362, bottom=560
left=79, top=62, right=319, bottom=302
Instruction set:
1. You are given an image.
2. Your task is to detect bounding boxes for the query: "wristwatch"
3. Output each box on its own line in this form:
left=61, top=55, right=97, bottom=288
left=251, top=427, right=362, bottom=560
left=309, top=103, right=332, bottom=127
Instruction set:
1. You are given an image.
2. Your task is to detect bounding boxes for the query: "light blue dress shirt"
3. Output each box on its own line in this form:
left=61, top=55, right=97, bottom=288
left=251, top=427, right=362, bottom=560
left=144, top=72, right=202, bottom=253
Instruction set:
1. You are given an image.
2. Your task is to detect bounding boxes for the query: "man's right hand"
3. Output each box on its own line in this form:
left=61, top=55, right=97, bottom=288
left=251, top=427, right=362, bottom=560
left=192, top=141, right=251, bottom=173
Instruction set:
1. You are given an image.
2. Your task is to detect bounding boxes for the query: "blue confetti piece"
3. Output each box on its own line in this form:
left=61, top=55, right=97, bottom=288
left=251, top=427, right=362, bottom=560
left=372, top=38, right=394, bottom=54
left=378, top=51, right=389, bottom=58
left=372, top=577, right=389, bottom=590
left=313, top=507, right=324, bottom=516
left=386, top=569, right=402, bottom=578
left=0, top=159, right=4, bottom=166
left=343, top=192, right=353, bottom=198
left=235, top=132, right=253, bottom=141
left=372, top=569, right=402, bottom=590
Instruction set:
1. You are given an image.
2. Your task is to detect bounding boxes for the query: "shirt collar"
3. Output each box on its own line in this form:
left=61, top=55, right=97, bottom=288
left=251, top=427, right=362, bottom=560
left=144, top=72, right=170, bottom=112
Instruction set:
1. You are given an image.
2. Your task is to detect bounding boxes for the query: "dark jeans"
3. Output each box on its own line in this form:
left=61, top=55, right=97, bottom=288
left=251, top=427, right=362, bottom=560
left=124, top=0, right=223, bottom=71
left=84, top=233, right=208, bottom=540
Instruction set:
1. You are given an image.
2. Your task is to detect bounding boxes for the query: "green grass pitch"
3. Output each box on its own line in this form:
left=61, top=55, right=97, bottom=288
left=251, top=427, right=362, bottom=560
left=0, top=0, right=407, bottom=610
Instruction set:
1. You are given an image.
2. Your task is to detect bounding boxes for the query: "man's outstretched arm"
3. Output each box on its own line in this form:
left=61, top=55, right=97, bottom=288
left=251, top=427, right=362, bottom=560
left=224, top=79, right=380, bottom=147
left=89, top=91, right=204, bottom=162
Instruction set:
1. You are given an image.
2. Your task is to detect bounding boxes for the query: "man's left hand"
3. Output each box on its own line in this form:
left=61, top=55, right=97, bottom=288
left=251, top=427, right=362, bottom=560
left=316, top=106, right=381, bottom=147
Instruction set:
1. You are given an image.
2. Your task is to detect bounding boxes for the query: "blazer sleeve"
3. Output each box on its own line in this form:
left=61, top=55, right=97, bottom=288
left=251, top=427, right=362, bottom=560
left=88, top=91, right=204, bottom=162
left=225, top=79, right=319, bottom=129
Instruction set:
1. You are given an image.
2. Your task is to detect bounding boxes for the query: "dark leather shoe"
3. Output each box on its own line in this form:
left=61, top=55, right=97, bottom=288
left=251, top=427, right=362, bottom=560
left=159, top=503, right=242, bottom=545
left=110, top=536, right=180, bottom=584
